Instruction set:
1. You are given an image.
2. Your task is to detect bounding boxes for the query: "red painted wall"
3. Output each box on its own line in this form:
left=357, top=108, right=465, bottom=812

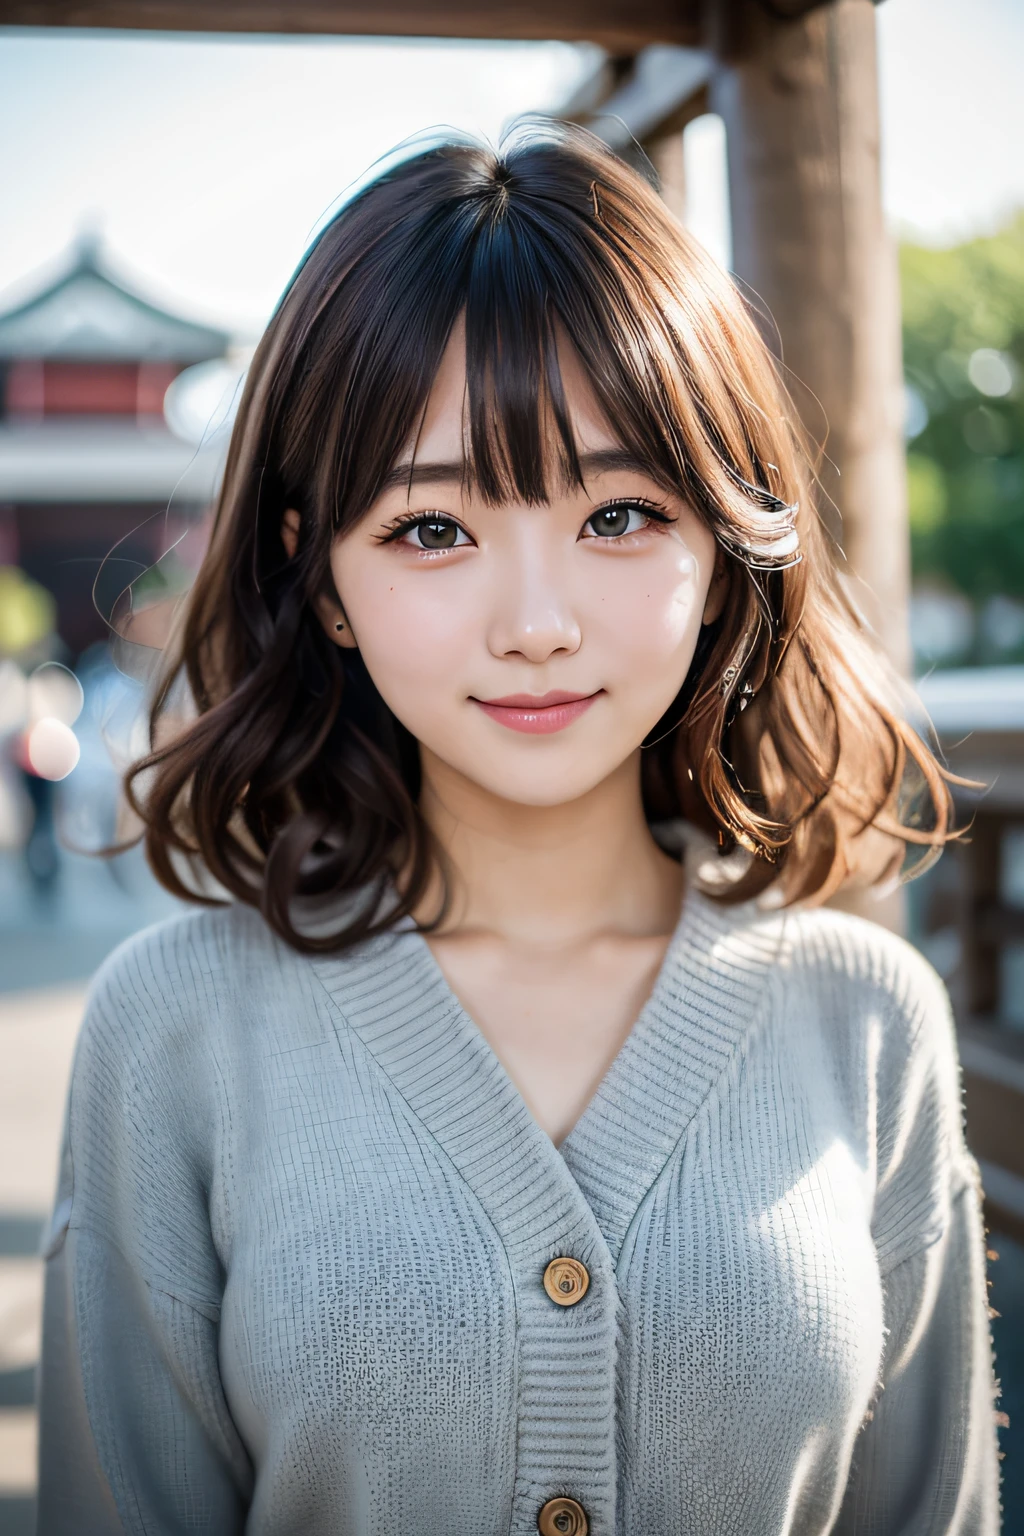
left=5, top=360, right=180, bottom=418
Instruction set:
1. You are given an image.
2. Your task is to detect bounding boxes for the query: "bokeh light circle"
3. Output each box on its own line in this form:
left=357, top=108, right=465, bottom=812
left=968, top=348, right=1015, bottom=399
left=28, top=662, right=84, bottom=728
left=26, top=717, right=81, bottom=781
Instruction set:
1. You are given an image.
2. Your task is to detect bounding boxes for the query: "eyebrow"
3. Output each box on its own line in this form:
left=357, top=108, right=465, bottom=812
left=376, top=448, right=660, bottom=498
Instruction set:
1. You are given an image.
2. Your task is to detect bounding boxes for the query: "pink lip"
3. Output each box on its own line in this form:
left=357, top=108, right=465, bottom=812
left=471, top=689, right=603, bottom=734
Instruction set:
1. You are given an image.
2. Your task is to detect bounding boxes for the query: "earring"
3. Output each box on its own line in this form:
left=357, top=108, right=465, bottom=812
left=335, top=621, right=344, bottom=632
left=721, top=663, right=757, bottom=726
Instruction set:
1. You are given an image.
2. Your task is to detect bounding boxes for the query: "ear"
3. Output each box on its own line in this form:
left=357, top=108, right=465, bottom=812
left=702, top=548, right=729, bottom=626
left=282, top=507, right=358, bottom=649
left=313, top=587, right=359, bottom=650
left=281, top=506, right=301, bottom=560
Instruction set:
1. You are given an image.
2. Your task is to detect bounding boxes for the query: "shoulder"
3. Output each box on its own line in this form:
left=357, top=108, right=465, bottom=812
left=775, top=903, right=950, bottom=1023
left=707, top=897, right=960, bottom=1117
left=91, top=899, right=289, bottom=998
left=680, top=821, right=943, bottom=1022
left=770, top=904, right=966, bottom=1162
left=700, top=893, right=948, bottom=1027
left=77, top=901, right=297, bottom=1076
left=770, top=903, right=957, bottom=1089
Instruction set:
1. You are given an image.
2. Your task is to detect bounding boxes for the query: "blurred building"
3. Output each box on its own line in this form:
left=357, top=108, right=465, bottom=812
left=0, top=235, right=230, bottom=659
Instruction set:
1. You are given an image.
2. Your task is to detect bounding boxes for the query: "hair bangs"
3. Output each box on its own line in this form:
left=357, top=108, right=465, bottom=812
left=458, top=191, right=596, bottom=507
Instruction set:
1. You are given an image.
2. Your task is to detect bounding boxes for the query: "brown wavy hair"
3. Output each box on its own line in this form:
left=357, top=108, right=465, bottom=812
left=126, top=119, right=954, bottom=953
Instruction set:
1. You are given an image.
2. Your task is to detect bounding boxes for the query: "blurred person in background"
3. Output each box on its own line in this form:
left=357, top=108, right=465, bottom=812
left=0, top=565, right=66, bottom=902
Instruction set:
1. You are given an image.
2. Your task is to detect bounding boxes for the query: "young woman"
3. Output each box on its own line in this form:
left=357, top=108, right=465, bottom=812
left=38, top=123, right=999, bottom=1535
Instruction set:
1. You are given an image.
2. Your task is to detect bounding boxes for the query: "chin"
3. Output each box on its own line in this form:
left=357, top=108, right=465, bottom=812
left=468, top=762, right=626, bottom=810
left=497, top=784, right=596, bottom=809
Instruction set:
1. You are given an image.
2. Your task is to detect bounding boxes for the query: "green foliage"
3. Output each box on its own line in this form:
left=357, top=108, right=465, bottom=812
left=901, top=213, right=1024, bottom=604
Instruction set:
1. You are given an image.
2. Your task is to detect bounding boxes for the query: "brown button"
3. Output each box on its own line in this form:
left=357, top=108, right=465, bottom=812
left=542, top=1257, right=590, bottom=1307
left=537, top=1496, right=588, bottom=1536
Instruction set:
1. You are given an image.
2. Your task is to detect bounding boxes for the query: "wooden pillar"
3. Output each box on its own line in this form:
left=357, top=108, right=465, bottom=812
left=959, top=814, right=1004, bottom=1021
left=710, top=0, right=910, bottom=675
left=647, top=131, right=688, bottom=225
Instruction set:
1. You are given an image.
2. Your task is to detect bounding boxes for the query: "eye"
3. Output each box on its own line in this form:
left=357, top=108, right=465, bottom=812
left=394, top=516, right=473, bottom=551
left=581, top=501, right=664, bottom=539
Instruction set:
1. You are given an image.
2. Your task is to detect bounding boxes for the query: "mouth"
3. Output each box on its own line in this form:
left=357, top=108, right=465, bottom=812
left=470, top=689, right=604, bottom=735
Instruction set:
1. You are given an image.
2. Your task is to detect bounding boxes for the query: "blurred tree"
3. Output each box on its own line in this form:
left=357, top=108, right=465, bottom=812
left=901, top=213, right=1024, bottom=634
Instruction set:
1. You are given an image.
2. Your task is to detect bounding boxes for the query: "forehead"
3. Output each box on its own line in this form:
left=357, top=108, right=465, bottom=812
left=401, top=319, right=621, bottom=493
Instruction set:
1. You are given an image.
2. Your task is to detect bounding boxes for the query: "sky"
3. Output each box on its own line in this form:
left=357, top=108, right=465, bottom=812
left=0, top=0, right=1021, bottom=335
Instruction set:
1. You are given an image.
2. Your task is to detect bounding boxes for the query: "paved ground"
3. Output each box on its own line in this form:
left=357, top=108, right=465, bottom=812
left=0, top=983, right=84, bottom=1535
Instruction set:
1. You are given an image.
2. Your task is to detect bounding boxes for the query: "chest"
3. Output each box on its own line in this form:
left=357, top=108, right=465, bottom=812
left=422, top=932, right=669, bottom=1145
left=213, top=1007, right=885, bottom=1534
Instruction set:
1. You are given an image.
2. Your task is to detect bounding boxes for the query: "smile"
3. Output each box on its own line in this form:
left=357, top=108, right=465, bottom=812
left=471, top=690, right=604, bottom=735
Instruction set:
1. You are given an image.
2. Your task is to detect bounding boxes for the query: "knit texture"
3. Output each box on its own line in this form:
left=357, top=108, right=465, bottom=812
left=36, top=887, right=1000, bottom=1534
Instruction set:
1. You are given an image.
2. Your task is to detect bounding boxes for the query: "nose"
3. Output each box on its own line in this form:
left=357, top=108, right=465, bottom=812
left=486, top=536, right=582, bottom=664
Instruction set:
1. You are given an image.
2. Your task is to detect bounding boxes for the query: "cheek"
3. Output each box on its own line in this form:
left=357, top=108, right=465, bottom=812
left=593, top=545, right=709, bottom=667
left=335, top=555, right=475, bottom=701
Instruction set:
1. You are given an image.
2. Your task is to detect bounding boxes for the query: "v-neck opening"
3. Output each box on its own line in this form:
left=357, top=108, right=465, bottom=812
left=312, top=877, right=785, bottom=1264
left=405, top=882, right=700, bottom=1160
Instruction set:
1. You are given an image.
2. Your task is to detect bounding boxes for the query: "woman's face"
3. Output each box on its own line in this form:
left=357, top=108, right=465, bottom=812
left=329, top=327, right=722, bottom=809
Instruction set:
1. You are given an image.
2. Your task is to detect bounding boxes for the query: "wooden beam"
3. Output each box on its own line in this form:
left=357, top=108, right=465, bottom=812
left=711, top=0, right=911, bottom=674
left=577, top=46, right=712, bottom=150
left=959, top=1026, right=1024, bottom=1243
left=0, top=0, right=702, bottom=47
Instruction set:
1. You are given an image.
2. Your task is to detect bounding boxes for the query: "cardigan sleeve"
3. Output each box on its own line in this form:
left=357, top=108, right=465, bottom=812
left=35, top=930, right=254, bottom=1534
left=833, top=939, right=1001, bottom=1535
left=834, top=1176, right=1000, bottom=1534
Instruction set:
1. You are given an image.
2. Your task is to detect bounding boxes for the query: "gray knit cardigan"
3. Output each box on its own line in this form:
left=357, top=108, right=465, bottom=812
left=36, top=887, right=1000, bottom=1534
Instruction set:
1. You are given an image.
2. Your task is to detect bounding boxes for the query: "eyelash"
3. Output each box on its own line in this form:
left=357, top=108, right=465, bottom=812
left=376, top=497, right=676, bottom=550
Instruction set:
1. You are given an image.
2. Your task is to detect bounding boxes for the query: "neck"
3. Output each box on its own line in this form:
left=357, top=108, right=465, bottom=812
left=413, top=747, right=684, bottom=946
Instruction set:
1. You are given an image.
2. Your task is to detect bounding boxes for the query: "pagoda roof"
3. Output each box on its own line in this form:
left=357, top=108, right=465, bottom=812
left=0, top=236, right=230, bottom=364
left=0, top=418, right=225, bottom=504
